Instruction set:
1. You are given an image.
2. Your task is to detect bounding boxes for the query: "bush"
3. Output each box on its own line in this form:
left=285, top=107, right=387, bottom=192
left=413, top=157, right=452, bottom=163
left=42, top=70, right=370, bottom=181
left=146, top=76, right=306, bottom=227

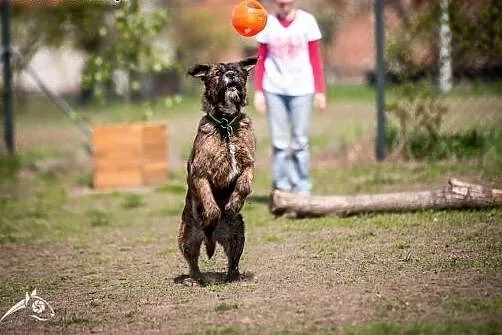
left=386, top=82, right=448, bottom=159
left=386, top=123, right=502, bottom=161
left=385, top=82, right=502, bottom=161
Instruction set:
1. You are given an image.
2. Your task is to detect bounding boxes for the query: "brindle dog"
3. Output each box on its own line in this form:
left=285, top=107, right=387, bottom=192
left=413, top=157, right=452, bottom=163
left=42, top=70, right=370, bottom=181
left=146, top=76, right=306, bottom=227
left=178, top=56, right=258, bottom=285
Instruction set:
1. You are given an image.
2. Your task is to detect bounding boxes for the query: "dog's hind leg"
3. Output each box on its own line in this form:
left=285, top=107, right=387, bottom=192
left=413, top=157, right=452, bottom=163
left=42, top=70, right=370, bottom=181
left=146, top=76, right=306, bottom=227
left=215, top=213, right=245, bottom=282
left=178, top=221, right=206, bottom=285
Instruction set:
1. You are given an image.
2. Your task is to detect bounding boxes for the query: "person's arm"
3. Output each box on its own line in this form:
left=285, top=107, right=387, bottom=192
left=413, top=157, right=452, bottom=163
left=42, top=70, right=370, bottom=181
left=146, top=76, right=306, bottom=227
left=308, top=40, right=325, bottom=94
left=308, top=40, right=327, bottom=111
left=254, top=43, right=268, bottom=92
left=253, top=43, right=268, bottom=113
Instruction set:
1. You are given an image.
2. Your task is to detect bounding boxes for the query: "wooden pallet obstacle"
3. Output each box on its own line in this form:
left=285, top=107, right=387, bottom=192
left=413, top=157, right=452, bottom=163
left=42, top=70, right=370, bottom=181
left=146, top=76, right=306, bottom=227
left=92, top=122, right=169, bottom=189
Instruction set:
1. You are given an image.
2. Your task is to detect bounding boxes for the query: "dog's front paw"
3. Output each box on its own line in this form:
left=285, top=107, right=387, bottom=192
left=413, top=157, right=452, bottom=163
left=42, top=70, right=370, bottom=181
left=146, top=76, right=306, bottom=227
left=225, top=197, right=244, bottom=214
left=203, top=204, right=221, bottom=223
left=202, top=204, right=221, bottom=234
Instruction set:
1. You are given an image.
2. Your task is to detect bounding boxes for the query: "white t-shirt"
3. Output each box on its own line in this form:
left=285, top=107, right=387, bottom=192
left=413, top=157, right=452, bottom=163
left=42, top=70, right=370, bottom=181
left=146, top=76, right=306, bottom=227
left=256, top=9, right=322, bottom=96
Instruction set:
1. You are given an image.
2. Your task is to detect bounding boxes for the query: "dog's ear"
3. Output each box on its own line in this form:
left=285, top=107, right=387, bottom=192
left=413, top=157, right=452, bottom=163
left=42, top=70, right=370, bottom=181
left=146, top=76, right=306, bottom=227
left=238, top=56, right=258, bottom=73
left=187, top=64, right=210, bottom=79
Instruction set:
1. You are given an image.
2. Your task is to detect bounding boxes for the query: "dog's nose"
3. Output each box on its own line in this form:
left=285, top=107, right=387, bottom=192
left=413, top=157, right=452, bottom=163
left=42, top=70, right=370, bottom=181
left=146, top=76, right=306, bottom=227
left=225, top=71, right=236, bottom=80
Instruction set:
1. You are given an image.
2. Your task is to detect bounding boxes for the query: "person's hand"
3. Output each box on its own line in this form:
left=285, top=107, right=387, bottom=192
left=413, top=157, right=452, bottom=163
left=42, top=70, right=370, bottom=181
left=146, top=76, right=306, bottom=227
left=314, top=92, right=327, bottom=112
left=253, top=91, right=267, bottom=114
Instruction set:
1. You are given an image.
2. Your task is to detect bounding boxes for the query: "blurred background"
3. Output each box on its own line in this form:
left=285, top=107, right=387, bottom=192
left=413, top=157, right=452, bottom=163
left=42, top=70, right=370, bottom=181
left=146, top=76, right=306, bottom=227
left=1, top=0, right=501, bottom=182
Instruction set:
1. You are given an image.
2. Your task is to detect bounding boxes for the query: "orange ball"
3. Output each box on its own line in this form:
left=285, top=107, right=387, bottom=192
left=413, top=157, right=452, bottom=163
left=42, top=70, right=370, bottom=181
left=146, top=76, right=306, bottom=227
left=231, top=0, right=268, bottom=37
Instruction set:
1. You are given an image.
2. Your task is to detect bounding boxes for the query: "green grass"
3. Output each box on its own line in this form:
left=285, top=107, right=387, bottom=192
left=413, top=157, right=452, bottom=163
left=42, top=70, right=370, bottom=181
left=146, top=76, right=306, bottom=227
left=121, top=194, right=145, bottom=209
left=1, top=157, right=500, bottom=245
left=263, top=235, right=281, bottom=243
left=87, top=208, right=111, bottom=227
left=155, top=183, right=187, bottom=195
left=445, top=82, right=502, bottom=98
left=0, top=277, right=62, bottom=302
left=326, top=84, right=377, bottom=102
left=450, top=298, right=502, bottom=312
left=326, top=82, right=502, bottom=103
left=56, top=313, right=91, bottom=326
left=341, top=322, right=502, bottom=335
left=215, top=302, right=239, bottom=313
left=190, top=322, right=502, bottom=335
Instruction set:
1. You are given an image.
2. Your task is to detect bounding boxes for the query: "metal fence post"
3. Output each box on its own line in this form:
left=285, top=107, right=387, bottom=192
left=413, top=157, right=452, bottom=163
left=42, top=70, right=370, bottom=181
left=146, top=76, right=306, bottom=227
left=375, top=0, right=386, bottom=161
left=1, top=0, right=14, bottom=155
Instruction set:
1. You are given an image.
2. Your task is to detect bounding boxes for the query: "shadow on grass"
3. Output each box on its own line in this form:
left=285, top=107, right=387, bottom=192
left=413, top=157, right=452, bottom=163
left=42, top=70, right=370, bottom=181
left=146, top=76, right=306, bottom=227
left=173, top=271, right=254, bottom=286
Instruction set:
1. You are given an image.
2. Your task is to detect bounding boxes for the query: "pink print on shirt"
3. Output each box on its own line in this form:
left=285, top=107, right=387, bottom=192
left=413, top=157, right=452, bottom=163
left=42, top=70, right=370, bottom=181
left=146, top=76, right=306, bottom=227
left=269, top=36, right=305, bottom=60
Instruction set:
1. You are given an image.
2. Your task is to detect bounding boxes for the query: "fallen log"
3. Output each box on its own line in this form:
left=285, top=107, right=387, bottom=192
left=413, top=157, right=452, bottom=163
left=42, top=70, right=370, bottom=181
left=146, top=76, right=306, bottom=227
left=270, top=178, right=502, bottom=218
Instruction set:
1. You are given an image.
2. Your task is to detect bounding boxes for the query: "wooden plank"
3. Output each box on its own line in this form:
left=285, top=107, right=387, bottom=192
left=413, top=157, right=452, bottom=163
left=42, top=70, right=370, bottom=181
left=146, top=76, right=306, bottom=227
left=93, top=124, right=143, bottom=189
left=92, top=122, right=169, bottom=189
left=142, top=162, right=168, bottom=185
left=94, top=171, right=143, bottom=189
left=141, top=123, right=168, bottom=185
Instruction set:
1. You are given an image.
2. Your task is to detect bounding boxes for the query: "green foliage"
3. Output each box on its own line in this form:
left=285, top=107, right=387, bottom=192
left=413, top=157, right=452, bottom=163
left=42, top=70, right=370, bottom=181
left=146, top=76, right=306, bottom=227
left=386, top=117, right=502, bottom=162
left=448, top=0, right=502, bottom=71
left=82, top=0, right=170, bottom=103
left=10, top=2, right=170, bottom=107
left=386, top=82, right=502, bottom=161
left=10, top=3, right=108, bottom=69
left=386, top=0, right=502, bottom=79
left=386, top=83, right=449, bottom=159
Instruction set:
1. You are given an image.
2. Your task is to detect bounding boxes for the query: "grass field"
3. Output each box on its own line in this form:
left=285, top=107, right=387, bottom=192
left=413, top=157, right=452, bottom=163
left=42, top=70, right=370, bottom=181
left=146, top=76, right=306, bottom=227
left=0, top=85, right=501, bottom=334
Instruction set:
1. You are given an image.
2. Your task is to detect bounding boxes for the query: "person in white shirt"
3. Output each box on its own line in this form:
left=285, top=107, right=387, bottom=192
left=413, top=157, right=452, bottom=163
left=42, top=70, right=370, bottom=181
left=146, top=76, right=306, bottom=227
left=253, top=0, right=326, bottom=195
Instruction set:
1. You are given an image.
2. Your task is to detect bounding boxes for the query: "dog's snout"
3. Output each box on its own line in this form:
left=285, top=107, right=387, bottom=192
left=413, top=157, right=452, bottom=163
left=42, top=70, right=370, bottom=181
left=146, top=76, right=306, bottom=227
left=225, top=71, right=236, bottom=80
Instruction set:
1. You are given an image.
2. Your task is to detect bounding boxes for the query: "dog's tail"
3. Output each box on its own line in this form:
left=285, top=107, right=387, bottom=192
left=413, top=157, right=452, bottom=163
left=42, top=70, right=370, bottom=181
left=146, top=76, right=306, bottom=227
left=204, top=234, right=216, bottom=259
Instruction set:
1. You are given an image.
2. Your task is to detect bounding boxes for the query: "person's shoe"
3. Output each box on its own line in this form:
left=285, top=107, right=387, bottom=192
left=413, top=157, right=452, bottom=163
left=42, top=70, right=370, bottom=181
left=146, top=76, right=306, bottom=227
left=272, top=185, right=292, bottom=193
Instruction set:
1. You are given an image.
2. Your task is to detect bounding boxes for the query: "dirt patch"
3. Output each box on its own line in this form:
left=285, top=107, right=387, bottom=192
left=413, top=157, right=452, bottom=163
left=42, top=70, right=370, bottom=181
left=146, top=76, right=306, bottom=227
left=0, top=212, right=500, bottom=334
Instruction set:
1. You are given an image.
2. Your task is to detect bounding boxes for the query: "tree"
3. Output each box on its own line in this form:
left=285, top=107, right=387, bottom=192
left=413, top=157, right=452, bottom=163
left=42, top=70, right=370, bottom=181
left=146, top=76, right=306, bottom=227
left=9, top=2, right=108, bottom=73
left=7, top=1, right=170, bottom=103
left=386, top=0, right=502, bottom=82
left=81, top=0, right=170, bottom=103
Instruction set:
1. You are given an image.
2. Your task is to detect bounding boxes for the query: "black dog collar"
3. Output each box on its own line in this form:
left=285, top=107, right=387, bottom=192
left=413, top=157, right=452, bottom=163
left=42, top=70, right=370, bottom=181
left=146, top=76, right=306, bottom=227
left=207, top=113, right=242, bottom=137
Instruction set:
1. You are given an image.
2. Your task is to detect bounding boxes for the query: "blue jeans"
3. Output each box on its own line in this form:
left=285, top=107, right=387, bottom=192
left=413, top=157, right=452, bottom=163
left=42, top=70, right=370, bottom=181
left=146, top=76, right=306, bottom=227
left=265, top=92, right=313, bottom=193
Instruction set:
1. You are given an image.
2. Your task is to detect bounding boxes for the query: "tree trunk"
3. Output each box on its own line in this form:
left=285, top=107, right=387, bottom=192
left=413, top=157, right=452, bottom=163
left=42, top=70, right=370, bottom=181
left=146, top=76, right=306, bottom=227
left=270, top=179, right=502, bottom=218
left=439, top=0, right=452, bottom=92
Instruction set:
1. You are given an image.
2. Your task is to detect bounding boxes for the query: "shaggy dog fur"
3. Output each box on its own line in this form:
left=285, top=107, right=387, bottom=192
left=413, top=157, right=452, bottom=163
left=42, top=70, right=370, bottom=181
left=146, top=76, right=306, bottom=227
left=178, top=56, right=258, bottom=285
